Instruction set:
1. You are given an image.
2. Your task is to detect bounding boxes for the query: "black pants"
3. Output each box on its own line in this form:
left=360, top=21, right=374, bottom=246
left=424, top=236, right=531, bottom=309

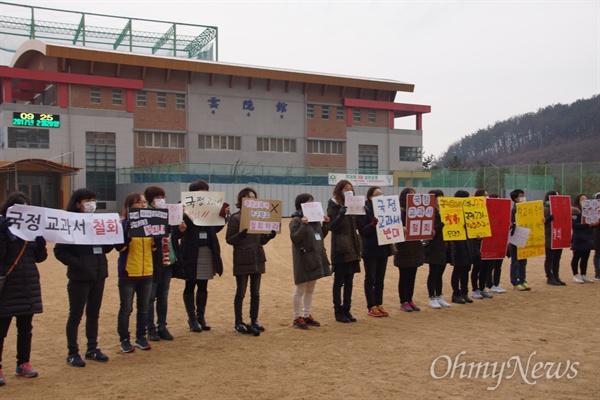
left=451, top=264, right=471, bottom=296
left=544, top=248, right=563, bottom=279
left=470, top=255, right=488, bottom=291
left=485, top=259, right=503, bottom=288
left=571, top=250, right=591, bottom=275
left=234, top=273, right=261, bottom=324
left=427, top=263, right=446, bottom=297
left=184, top=279, right=208, bottom=295
left=332, top=272, right=355, bottom=308
left=0, top=314, right=34, bottom=369
left=363, top=257, right=387, bottom=309
left=66, top=279, right=105, bottom=356
left=398, top=267, right=418, bottom=304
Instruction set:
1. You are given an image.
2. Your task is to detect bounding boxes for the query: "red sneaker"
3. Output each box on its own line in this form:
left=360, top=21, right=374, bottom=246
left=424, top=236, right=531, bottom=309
left=368, top=306, right=382, bottom=317
left=377, top=305, right=389, bottom=317
left=293, top=317, right=309, bottom=329
left=304, top=315, right=321, bottom=327
left=15, top=362, right=38, bottom=378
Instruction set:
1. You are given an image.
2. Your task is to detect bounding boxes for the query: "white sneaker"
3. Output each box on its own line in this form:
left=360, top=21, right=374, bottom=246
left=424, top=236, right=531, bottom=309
left=429, top=297, right=442, bottom=309
left=471, top=290, right=483, bottom=299
left=480, top=290, right=494, bottom=298
left=581, top=275, right=595, bottom=283
left=573, top=274, right=584, bottom=284
left=436, top=295, right=451, bottom=308
left=495, top=285, right=506, bottom=293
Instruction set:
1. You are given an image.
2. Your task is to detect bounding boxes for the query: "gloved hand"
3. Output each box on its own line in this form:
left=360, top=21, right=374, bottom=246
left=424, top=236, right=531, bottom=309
left=35, top=236, right=46, bottom=251
left=0, top=218, right=12, bottom=233
left=339, top=206, right=347, bottom=216
left=371, top=218, right=378, bottom=227
left=546, top=215, right=554, bottom=223
left=266, top=230, right=277, bottom=239
left=239, top=228, right=248, bottom=240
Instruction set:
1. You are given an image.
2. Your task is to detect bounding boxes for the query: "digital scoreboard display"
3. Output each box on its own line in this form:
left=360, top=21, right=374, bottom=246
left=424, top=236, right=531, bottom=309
left=13, top=112, right=61, bottom=128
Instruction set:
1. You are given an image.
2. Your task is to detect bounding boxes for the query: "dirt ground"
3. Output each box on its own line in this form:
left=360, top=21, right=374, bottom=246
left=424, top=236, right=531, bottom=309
left=1, top=218, right=599, bottom=399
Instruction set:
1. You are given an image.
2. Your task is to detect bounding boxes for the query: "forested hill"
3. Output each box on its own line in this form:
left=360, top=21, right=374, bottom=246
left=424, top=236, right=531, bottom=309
left=438, top=95, right=600, bottom=167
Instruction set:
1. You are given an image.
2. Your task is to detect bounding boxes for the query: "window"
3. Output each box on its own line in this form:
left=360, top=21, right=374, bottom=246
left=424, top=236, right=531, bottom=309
left=399, top=146, right=423, bottom=162
left=368, top=109, right=376, bottom=123
left=90, top=87, right=101, bottom=104
left=86, top=132, right=116, bottom=201
left=307, top=104, right=314, bottom=119
left=353, top=108, right=361, bottom=122
left=257, top=137, right=296, bottom=153
left=112, top=89, right=122, bottom=106
left=157, top=92, right=167, bottom=108
left=198, top=135, right=241, bottom=150
left=321, top=106, right=329, bottom=120
left=7, top=127, right=49, bottom=149
left=137, top=131, right=185, bottom=148
left=137, top=91, right=147, bottom=107
left=306, top=140, right=344, bottom=155
left=176, top=94, right=186, bottom=110
left=336, top=106, right=344, bottom=121
left=359, top=144, right=378, bottom=173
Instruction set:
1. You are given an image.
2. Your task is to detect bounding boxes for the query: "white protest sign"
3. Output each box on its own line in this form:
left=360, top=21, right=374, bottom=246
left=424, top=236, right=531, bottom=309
left=301, top=202, right=325, bottom=222
left=345, top=195, right=366, bottom=215
left=181, top=191, right=226, bottom=226
left=166, top=203, right=184, bottom=225
left=6, top=204, right=123, bottom=245
left=582, top=199, right=600, bottom=225
left=372, top=195, right=405, bottom=245
left=508, top=225, right=530, bottom=248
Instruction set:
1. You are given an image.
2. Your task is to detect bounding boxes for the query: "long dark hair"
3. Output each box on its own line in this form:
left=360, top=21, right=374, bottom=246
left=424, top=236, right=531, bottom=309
left=295, top=193, right=313, bottom=211
left=66, top=188, right=96, bottom=212
left=333, top=180, right=353, bottom=206
left=1, top=191, right=31, bottom=216
left=235, top=187, right=257, bottom=209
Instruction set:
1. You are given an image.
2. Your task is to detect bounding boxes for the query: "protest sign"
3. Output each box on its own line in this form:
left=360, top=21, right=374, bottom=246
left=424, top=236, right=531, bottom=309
left=166, top=203, right=184, bottom=225
left=508, top=225, right=531, bottom=248
left=481, top=198, right=512, bottom=260
left=515, top=200, right=545, bottom=259
left=128, top=207, right=169, bottom=238
left=581, top=199, right=600, bottom=225
left=549, top=195, right=572, bottom=249
left=240, top=198, right=282, bottom=233
left=405, top=193, right=435, bottom=241
left=463, top=196, right=492, bottom=238
left=7, top=204, right=123, bottom=245
left=301, top=202, right=325, bottom=222
left=372, top=195, right=405, bottom=245
left=438, top=197, right=467, bottom=241
left=345, top=195, right=366, bottom=215
left=181, top=191, right=226, bottom=226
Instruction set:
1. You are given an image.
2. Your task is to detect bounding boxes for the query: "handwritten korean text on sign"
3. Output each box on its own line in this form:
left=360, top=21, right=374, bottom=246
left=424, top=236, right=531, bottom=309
left=516, top=200, right=545, bottom=259
left=182, top=191, right=226, bottom=226
left=373, top=195, right=405, bottom=245
left=405, top=193, right=435, bottom=241
left=240, top=198, right=282, bottom=233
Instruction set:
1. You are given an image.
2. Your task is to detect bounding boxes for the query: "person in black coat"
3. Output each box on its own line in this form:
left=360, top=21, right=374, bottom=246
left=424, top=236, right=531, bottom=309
left=54, top=188, right=113, bottom=367
left=173, top=180, right=229, bottom=333
left=424, top=189, right=451, bottom=309
left=570, top=193, right=595, bottom=283
left=449, top=190, right=474, bottom=304
left=360, top=186, right=391, bottom=317
left=0, top=192, right=47, bottom=382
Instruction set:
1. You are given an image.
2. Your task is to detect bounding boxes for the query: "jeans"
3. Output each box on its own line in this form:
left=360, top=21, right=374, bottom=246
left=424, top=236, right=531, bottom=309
left=427, top=263, right=447, bottom=297
left=0, top=314, right=34, bottom=368
left=399, top=267, right=418, bottom=304
left=234, top=273, right=261, bottom=323
left=363, top=257, right=387, bottom=309
left=67, top=278, right=105, bottom=355
left=118, top=278, right=153, bottom=341
left=332, top=272, right=354, bottom=308
left=147, top=267, right=172, bottom=331
left=509, top=244, right=527, bottom=286
left=293, top=280, right=317, bottom=318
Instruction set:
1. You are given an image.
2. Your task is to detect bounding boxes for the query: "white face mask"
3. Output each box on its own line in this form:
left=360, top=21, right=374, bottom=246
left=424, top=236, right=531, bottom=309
left=344, top=191, right=354, bottom=198
left=83, top=201, right=96, bottom=213
left=154, top=198, right=166, bottom=208
left=519, top=196, right=527, bottom=203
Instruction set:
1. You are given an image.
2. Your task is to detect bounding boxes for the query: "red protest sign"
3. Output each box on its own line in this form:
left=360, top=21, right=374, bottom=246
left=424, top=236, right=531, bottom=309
left=480, top=198, right=511, bottom=260
left=549, top=195, right=572, bottom=249
left=405, top=193, right=435, bottom=241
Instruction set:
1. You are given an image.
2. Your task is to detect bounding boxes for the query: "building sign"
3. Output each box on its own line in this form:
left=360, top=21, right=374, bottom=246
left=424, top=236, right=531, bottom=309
left=328, top=173, right=393, bottom=187
left=13, top=112, right=61, bottom=128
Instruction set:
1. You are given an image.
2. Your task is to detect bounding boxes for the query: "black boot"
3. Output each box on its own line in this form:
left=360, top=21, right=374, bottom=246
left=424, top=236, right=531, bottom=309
left=183, top=293, right=202, bottom=332
left=334, top=306, right=350, bottom=323
left=343, top=305, right=357, bottom=322
left=546, top=277, right=561, bottom=286
left=196, top=291, right=211, bottom=331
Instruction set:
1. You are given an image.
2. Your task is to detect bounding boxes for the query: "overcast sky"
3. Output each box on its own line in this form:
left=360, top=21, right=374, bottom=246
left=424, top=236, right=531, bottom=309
left=3, top=0, right=599, bottom=158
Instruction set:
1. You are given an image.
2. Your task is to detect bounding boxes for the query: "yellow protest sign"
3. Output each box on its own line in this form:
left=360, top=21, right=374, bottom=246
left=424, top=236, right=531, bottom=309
left=438, top=197, right=467, bottom=241
left=515, top=200, right=545, bottom=259
left=463, top=196, right=492, bottom=238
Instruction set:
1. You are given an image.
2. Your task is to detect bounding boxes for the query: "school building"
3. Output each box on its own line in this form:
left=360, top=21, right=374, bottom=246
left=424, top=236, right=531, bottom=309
left=0, top=6, right=430, bottom=212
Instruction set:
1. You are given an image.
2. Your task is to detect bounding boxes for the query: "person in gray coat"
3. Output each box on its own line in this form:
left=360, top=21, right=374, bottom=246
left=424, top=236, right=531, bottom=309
left=289, top=193, right=331, bottom=329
